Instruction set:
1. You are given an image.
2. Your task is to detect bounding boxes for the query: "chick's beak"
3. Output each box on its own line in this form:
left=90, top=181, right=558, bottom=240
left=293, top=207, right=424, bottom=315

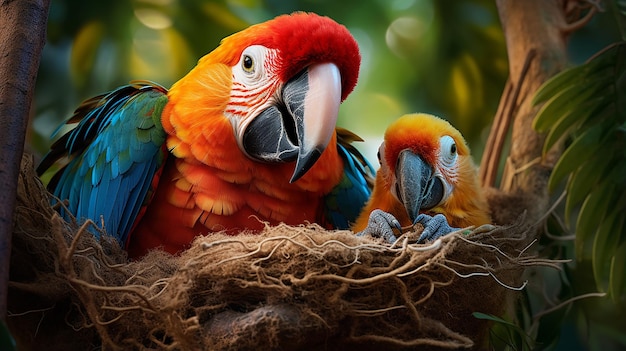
left=395, top=150, right=444, bottom=222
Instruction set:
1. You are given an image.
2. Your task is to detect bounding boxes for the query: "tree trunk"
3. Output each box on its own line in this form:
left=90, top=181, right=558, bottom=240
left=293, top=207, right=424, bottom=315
left=0, top=0, right=50, bottom=321
left=483, top=0, right=573, bottom=227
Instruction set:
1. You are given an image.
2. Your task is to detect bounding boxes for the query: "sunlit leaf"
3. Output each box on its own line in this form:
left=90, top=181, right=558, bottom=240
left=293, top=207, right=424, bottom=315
left=449, top=53, right=484, bottom=129
left=202, top=2, right=249, bottom=31
left=163, top=29, right=195, bottom=79
left=128, top=26, right=195, bottom=85
left=70, top=20, right=105, bottom=86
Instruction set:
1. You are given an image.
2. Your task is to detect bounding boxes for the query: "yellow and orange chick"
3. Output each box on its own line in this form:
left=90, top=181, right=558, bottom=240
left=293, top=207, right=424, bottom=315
left=353, top=113, right=491, bottom=242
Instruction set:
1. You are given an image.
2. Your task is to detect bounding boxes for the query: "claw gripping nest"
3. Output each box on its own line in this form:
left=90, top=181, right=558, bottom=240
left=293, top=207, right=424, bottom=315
left=8, top=155, right=545, bottom=350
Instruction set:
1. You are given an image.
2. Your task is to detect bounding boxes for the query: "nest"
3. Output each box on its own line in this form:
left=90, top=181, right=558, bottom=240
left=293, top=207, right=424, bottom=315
left=8, top=154, right=545, bottom=350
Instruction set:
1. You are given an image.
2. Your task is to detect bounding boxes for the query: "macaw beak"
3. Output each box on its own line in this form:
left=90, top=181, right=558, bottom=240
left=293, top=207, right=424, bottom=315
left=242, top=62, right=341, bottom=183
left=395, top=150, right=444, bottom=222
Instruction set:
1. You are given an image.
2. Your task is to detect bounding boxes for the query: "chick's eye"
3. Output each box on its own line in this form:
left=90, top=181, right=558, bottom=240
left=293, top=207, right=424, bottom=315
left=242, top=55, right=254, bottom=73
left=439, top=135, right=458, bottom=167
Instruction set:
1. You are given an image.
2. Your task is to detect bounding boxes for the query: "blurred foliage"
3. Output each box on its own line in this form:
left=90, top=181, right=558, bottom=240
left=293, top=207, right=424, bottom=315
left=28, top=0, right=623, bottom=350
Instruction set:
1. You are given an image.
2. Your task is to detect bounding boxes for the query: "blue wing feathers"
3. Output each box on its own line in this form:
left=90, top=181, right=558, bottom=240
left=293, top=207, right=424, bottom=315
left=37, top=81, right=169, bottom=246
left=117, top=160, right=160, bottom=244
left=115, top=150, right=133, bottom=176
left=323, top=131, right=375, bottom=230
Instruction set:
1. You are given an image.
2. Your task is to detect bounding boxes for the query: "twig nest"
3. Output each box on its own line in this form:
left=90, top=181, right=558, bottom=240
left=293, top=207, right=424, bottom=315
left=9, top=154, right=543, bottom=350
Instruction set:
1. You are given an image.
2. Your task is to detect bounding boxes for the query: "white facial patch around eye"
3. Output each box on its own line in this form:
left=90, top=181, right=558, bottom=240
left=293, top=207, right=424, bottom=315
left=227, top=45, right=281, bottom=147
left=234, top=45, right=273, bottom=86
left=439, top=135, right=457, bottom=169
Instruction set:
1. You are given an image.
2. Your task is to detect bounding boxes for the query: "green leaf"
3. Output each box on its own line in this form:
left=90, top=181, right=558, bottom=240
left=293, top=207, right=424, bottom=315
left=548, top=121, right=609, bottom=191
left=575, top=184, right=614, bottom=261
left=532, top=66, right=580, bottom=106
left=577, top=103, right=617, bottom=134
left=534, top=43, right=624, bottom=134
left=533, top=44, right=617, bottom=104
left=609, top=240, right=626, bottom=302
left=592, top=210, right=623, bottom=292
left=542, top=96, right=609, bottom=154
left=532, top=58, right=608, bottom=107
left=564, top=152, right=613, bottom=220
left=533, top=78, right=610, bottom=133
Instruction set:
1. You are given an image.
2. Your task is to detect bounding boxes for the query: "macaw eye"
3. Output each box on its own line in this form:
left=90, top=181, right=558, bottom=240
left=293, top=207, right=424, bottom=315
left=439, top=135, right=457, bottom=168
left=237, top=45, right=271, bottom=81
left=242, top=54, right=254, bottom=73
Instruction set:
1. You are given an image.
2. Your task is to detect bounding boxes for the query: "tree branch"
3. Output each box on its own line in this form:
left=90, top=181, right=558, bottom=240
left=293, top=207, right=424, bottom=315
left=480, top=49, right=536, bottom=189
left=0, top=0, right=50, bottom=321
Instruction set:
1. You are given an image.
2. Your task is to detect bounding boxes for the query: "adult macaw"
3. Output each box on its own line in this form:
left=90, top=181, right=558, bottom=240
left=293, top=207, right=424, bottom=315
left=353, top=113, right=490, bottom=243
left=37, top=12, right=373, bottom=258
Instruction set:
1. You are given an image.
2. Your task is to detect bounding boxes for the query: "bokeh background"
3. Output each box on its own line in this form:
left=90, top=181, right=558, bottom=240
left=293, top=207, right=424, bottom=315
left=31, top=0, right=619, bottom=164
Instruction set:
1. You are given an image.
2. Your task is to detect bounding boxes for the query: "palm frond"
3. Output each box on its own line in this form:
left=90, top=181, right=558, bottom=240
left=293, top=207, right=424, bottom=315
left=533, top=42, right=626, bottom=300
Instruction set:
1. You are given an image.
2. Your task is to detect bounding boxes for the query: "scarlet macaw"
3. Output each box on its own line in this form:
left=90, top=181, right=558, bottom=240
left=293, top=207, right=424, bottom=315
left=37, top=12, right=373, bottom=258
left=352, top=113, right=490, bottom=243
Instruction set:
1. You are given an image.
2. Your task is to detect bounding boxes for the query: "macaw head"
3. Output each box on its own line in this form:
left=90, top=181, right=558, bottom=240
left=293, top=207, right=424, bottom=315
left=166, top=12, right=360, bottom=183
left=377, top=113, right=475, bottom=224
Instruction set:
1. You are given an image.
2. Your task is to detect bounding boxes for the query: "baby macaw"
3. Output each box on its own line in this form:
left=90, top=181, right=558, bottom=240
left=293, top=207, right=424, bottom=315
left=37, top=12, right=373, bottom=258
left=353, top=113, right=491, bottom=243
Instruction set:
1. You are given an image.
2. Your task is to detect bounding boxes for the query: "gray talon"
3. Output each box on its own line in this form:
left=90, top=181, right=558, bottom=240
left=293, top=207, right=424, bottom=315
left=415, top=213, right=458, bottom=243
left=357, top=209, right=400, bottom=243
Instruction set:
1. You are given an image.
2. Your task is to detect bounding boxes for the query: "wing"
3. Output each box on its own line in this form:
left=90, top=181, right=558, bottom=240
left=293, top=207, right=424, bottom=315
left=322, top=127, right=375, bottom=229
left=37, top=81, right=169, bottom=247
